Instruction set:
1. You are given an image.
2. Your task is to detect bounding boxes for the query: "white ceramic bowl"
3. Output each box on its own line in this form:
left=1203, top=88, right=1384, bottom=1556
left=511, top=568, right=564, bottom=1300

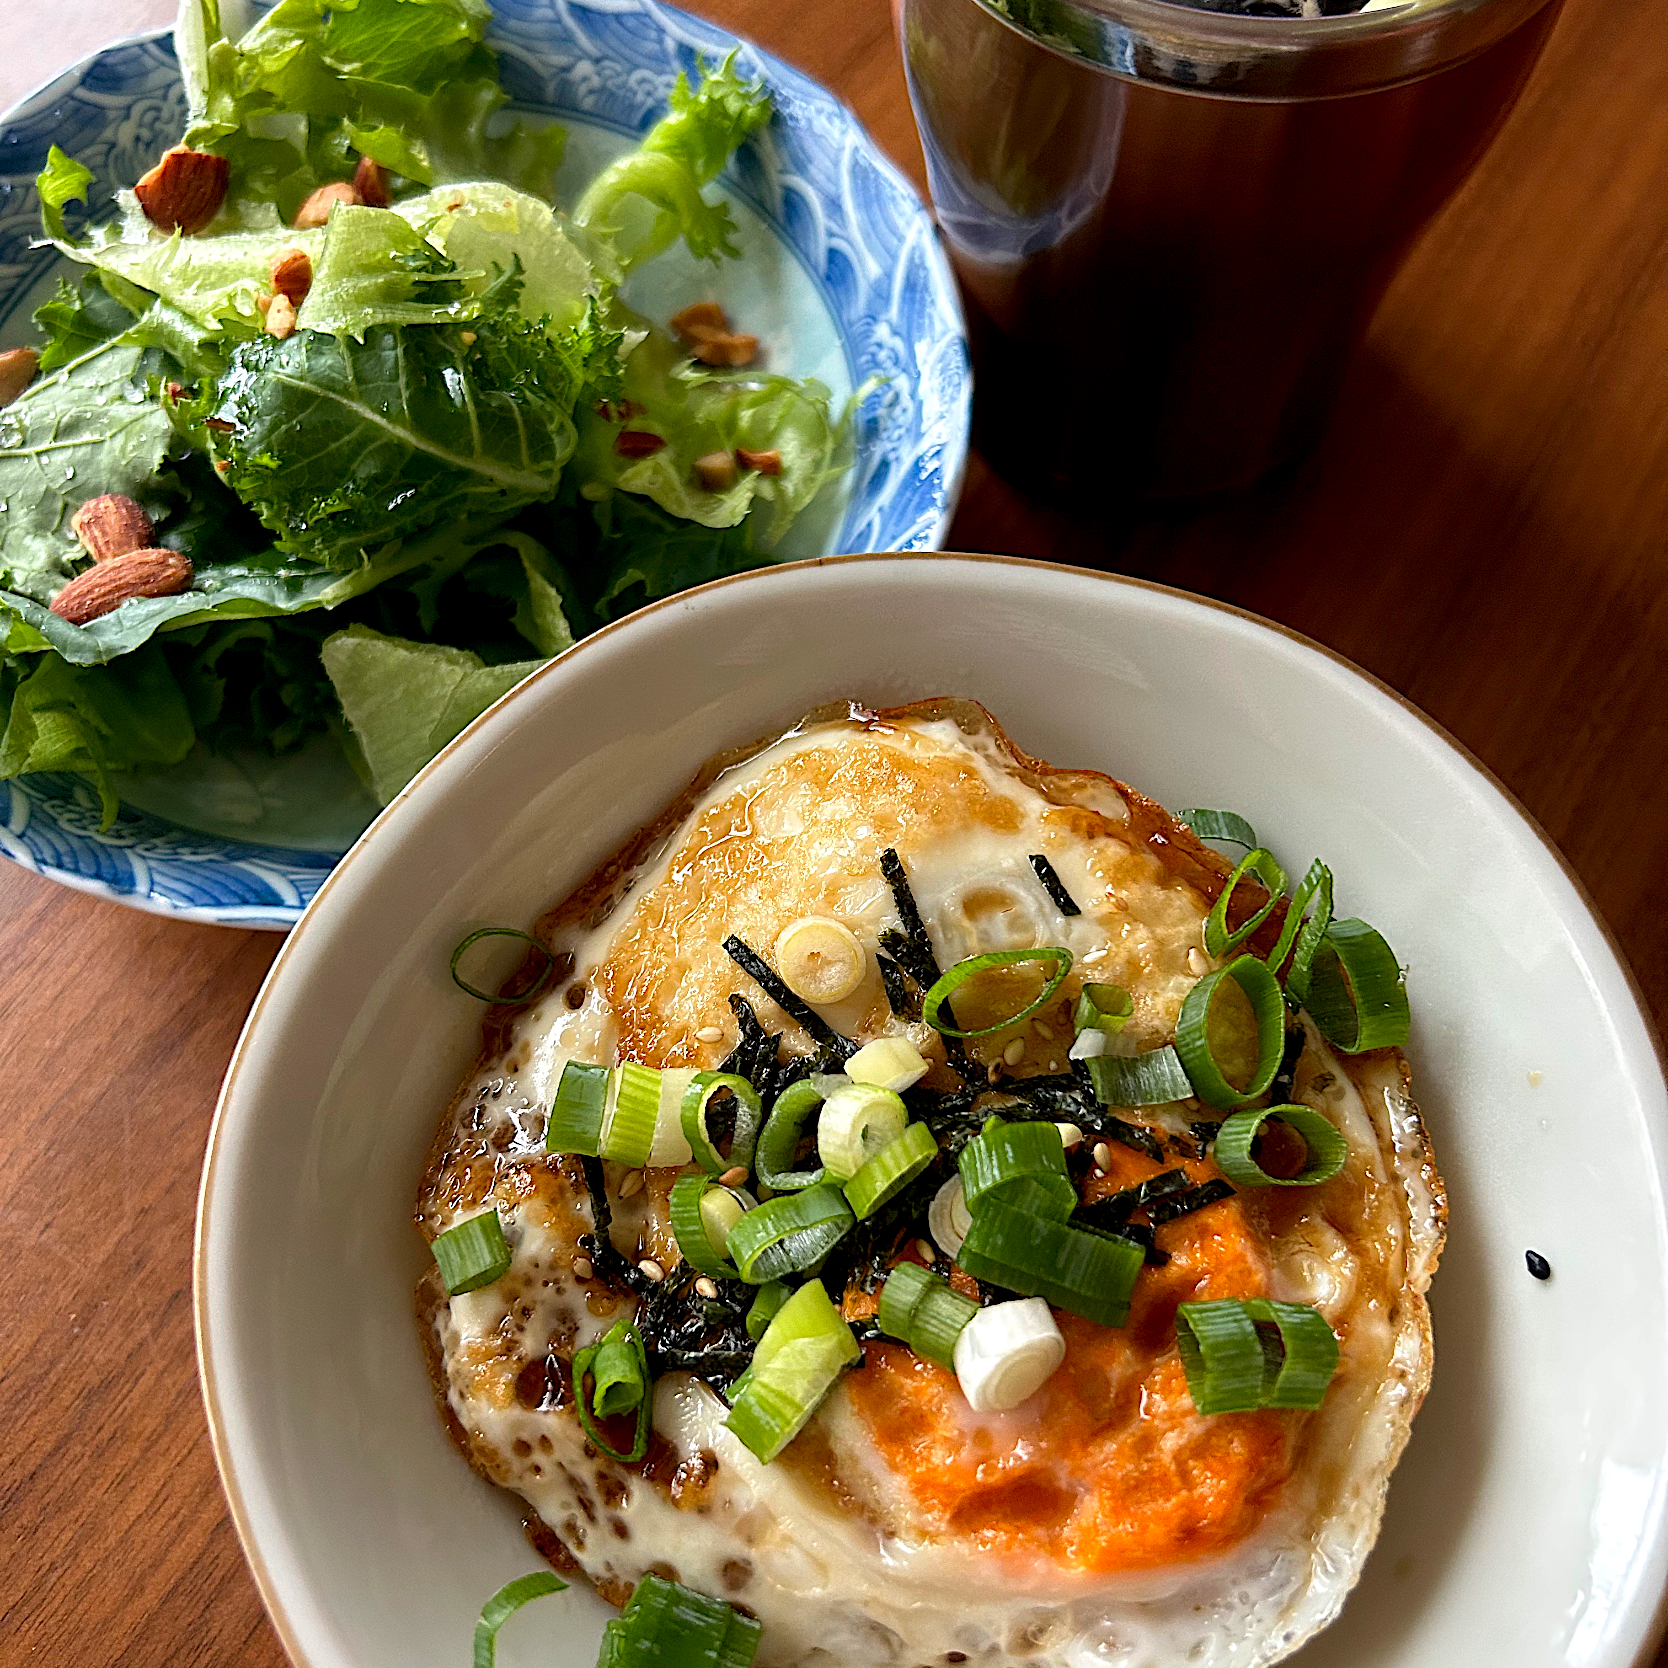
left=197, top=553, right=1668, bottom=1668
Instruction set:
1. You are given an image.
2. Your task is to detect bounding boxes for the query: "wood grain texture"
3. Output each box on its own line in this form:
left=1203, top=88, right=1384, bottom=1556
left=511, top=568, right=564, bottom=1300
left=0, top=0, right=1663, bottom=1663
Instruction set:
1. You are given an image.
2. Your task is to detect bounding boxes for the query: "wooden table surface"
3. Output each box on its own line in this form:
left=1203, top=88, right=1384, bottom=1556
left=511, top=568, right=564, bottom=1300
left=2, top=0, right=1665, bottom=1663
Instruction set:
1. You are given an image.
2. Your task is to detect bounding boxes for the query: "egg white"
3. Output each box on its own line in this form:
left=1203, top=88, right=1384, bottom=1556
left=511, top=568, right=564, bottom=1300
left=417, top=702, right=1444, bottom=1668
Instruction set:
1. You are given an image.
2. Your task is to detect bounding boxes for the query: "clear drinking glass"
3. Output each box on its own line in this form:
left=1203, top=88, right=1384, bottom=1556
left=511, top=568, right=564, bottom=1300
left=896, top=0, right=1562, bottom=498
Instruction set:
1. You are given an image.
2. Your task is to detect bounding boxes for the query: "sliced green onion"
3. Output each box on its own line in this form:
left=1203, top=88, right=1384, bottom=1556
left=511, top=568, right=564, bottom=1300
left=573, top=1319, right=651, bottom=1463
left=756, top=1080, right=826, bottom=1191
left=957, top=1119, right=1075, bottom=1218
left=432, top=1210, right=511, bottom=1295
left=928, top=1174, right=971, bottom=1255
left=876, top=1261, right=936, bottom=1340
left=648, top=1068, right=698, bottom=1167
left=1086, top=1045, right=1195, bottom=1108
left=680, top=1071, right=763, bottom=1176
left=952, top=1297, right=1066, bottom=1411
left=1265, top=859, right=1333, bottom=1004
left=816, top=1082, right=907, bottom=1180
left=844, top=1121, right=938, bottom=1219
left=473, top=1571, right=567, bottom=1668
left=1180, top=808, right=1259, bottom=850
left=1074, top=982, right=1133, bottom=1035
left=1174, top=955, right=1285, bottom=1110
left=546, top=1060, right=610, bottom=1156
left=1215, top=1104, right=1348, bottom=1188
left=591, top=1317, right=650, bottom=1418
left=957, top=1200, right=1143, bottom=1327
left=601, top=1574, right=762, bottom=1668
left=1305, top=918, right=1410, bottom=1052
left=1245, top=1298, right=1340, bottom=1409
left=450, top=926, right=557, bottom=1007
left=921, top=947, right=1074, bottom=1039
left=746, top=1281, right=790, bottom=1341
left=725, top=1279, right=858, bottom=1461
left=910, top=1281, right=982, bottom=1370
left=875, top=1263, right=980, bottom=1370
left=1175, top=1298, right=1340, bottom=1414
left=600, top=1062, right=660, bottom=1167
left=670, top=1174, right=740, bottom=1280
left=1174, top=1299, right=1265, bottom=1414
left=725, top=1183, right=854, bottom=1283
left=844, top=1035, right=931, bottom=1091
left=1204, top=847, right=1287, bottom=958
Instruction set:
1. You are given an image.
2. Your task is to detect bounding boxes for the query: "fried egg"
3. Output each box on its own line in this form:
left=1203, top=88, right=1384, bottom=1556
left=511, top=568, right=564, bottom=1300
left=415, top=699, right=1445, bottom=1668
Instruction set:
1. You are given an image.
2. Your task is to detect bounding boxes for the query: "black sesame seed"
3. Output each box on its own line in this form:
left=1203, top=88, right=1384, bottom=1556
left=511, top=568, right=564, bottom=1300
left=1525, top=1249, right=1552, bottom=1281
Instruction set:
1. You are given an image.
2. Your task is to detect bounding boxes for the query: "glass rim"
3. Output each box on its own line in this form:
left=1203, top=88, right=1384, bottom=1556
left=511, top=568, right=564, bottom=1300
left=967, top=0, right=1562, bottom=99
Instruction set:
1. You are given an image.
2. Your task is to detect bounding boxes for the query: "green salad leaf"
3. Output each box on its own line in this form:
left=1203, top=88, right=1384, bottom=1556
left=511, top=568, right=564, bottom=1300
left=0, top=645, right=196, bottom=821
left=571, top=326, right=849, bottom=541
left=206, top=283, right=584, bottom=565
left=180, top=0, right=564, bottom=215
left=33, top=275, right=139, bottom=374
left=0, top=337, right=177, bottom=595
left=1, top=8, right=850, bottom=827
left=575, top=56, right=770, bottom=270
left=37, top=146, right=95, bottom=242
left=320, top=622, right=540, bottom=803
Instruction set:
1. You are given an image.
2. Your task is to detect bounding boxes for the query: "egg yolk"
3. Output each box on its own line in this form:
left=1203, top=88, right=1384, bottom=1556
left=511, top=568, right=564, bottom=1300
left=845, top=1146, right=1296, bottom=1572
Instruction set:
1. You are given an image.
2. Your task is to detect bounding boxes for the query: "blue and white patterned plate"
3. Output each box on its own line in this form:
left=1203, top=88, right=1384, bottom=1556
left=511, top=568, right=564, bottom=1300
left=0, top=3, right=970, bottom=929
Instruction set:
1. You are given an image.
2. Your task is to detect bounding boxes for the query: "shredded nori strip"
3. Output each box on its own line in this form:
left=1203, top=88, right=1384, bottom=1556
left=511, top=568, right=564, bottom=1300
left=1146, top=1178, right=1235, bottom=1226
left=1116, top=1220, right=1171, bottom=1267
left=1029, top=854, right=1081, bottom=916
left=718, top=993, right=779, bottom=1094
left=1188, top=1120, right=1223, bottom=1159
left=723, top=935, right=855, bottom=1059
left=877, top=950, right=919, bottom=1020
left=1082, top=1168, right=1191, bottom=1231
left=635, top=1263, right=757, bottom=1390
left=876, top=850, right=983, bottom=1086
left=1089, top=1113, right=1166, bottom=1163
left=575, top=1155, right=657, bottom=1297
left=1267, top=1025, right=1307, bottom=1108
left=881, top=849, right=942, bottom=980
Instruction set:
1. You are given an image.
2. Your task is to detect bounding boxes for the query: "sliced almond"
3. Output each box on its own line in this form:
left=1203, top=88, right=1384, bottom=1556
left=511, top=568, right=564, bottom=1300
left=615, top=430, right=667, bottom=458
left=70, top=494, right=155, bottom=563
left=0, top=347, right=40, bottom=408
left=269, top=246, right=313, bottom=304
left=51, top=549, right=193, bottom=625
left=352, top=155, right=392, bottom=208
left=694, top=451, right=738, bottom=492
left=736, top=447, right=781, bottom=476
left=134, top=146, right=229, bottom=235
left=264, top=293, right=298, bottom=341
left=292, top=181, right=360, bottom=229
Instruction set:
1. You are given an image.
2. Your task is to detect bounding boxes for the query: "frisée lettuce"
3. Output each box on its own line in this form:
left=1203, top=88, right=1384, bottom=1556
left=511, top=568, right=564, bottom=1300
left=0, top=0, right=855, bottom=823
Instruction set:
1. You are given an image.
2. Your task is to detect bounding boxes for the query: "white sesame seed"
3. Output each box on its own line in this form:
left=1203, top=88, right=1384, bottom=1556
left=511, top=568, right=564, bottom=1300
left=618, top=1169, right=644, bottom=1198
left=638, top=1259, right=665, bottom=1282
left=572, top=1256, right=593, bottom=1280
left=694, top=1277, right=720, bottom=1299
left=718, top=1166, right=749, bottom=1188
left=1092, top=1141, right=1114, bottom=1171
left=1188, top=948, right=1208, bottom=976
left=696, top=1026, right=724, bottom=1044
left=1003, top=1038, right=1026, bottom=1066
left=915, top=1238, right=937, bottom=1264
left=1033, top=1021, right=1054, bottom=1041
